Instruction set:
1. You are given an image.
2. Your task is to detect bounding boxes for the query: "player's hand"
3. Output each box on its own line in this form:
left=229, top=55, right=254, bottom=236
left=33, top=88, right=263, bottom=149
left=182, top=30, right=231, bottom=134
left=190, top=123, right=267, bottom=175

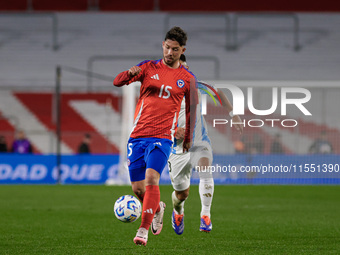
left=128, top=66, right=141, bottom=77
left=183, top=142, right=192, bottom=153
left=175, top=127, right=185, bottom=140
left=232, top=115, right=243, bottom=134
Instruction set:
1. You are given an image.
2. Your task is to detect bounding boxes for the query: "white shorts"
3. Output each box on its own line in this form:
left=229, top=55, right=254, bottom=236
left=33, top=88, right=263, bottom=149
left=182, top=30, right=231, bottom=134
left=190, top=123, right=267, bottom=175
left=168, top=146, right=213, bottom=191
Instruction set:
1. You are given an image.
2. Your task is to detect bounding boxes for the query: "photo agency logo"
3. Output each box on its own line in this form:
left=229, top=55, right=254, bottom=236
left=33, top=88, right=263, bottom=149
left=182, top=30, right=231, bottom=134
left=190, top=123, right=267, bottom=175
left=198, top=83, right=312, bottom=128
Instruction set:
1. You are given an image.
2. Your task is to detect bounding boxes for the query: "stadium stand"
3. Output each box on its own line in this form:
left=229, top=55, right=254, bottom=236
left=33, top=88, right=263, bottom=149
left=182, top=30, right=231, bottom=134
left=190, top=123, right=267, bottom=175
left=2, top=0, right=340, bottom=12
left=0, top=3, right=339, bottom=154
left=12, top=92, right=121, bottom=153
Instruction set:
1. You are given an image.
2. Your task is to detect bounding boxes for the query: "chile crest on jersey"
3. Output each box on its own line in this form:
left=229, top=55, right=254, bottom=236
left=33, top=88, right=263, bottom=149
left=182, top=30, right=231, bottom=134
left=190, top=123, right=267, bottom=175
left=176, top=79, right=185, bottom=88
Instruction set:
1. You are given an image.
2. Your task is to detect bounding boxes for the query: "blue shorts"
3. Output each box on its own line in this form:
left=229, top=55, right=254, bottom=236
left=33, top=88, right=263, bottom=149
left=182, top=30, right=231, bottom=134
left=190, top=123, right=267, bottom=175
left=127, top=137, right=173, bottom=182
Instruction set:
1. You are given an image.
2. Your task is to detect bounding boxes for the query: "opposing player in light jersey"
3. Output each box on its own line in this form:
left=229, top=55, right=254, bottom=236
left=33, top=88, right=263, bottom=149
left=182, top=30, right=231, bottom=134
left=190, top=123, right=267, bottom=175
left=113, top=27, right=198, bottom=246
left=169, top=54, right=243, bottom=234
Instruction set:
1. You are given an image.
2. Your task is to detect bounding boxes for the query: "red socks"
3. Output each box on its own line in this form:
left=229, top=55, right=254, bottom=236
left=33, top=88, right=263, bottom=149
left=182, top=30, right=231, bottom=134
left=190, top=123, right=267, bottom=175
left=140, top=185, right=160, bottom=230
left=135, top=188, right=160, bottom=211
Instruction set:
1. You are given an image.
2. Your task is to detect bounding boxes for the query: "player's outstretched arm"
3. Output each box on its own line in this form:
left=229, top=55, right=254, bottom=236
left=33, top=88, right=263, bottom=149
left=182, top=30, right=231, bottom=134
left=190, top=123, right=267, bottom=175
left=216, top=88, right=243, bottom=135
left=113, top=66, right=142, bottom=87
left=231, top=115, right=243, bottom=134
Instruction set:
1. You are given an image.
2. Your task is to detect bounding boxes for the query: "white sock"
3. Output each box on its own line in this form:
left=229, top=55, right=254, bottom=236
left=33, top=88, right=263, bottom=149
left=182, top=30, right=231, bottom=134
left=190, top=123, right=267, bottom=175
left=172, top=191, right=185, bottom=215
left=199, top=177, right=214, bottom=218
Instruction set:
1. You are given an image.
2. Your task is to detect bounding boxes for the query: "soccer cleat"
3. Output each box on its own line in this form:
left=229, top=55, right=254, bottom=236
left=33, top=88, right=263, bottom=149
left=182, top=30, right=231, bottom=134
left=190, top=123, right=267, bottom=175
left=151, top=201, right=166, bottom=235
left=133, top=227, right=148, bottom=246
left=200, top=215, right=212, bottom=232
left=171, top=210, right=184, bottom=235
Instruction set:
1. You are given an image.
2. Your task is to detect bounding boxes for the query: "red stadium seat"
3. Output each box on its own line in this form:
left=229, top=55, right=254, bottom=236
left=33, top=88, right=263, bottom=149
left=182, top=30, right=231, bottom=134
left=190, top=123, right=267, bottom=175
left=99, top=0, right=154, bottom=11
left=0, top=0, right=27, bottom=11
left=32, top=0, right=88, bottom=11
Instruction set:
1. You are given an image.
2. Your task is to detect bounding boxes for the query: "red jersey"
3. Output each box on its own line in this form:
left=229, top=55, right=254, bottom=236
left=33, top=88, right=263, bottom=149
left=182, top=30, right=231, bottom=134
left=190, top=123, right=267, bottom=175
left=114, top=59, right=197, bottom=142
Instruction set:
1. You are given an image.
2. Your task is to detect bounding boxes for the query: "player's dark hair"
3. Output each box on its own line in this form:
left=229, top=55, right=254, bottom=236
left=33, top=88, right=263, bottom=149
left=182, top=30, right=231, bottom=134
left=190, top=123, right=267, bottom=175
left=165, top=27, right=187, bottom=46
left=180, top=54, right=186, bottom=62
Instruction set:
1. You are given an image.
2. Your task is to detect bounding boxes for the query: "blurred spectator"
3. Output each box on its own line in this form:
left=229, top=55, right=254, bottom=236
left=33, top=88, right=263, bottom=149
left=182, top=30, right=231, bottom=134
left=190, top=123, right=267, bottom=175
left=234, top=139, right=245, bottom=154
left=0, top=135, right=8, bottom=152
left=11, top=130, right=33, bottom=154
left=78, top=133, right=91, bottom=154
left=252, top=133, right=264, bottom=154
left=242, top=135, right=253, bottom=154
left=270, top=134, right=285, bottom=154
left=235, top=135, right=259, bottom=154
left=309, top=131, right=333, bottom=154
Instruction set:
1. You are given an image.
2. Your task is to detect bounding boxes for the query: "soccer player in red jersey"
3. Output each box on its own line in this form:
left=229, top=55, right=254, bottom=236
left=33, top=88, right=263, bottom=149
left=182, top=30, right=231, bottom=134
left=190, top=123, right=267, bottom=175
left=113, top=27, right=198, bottom=246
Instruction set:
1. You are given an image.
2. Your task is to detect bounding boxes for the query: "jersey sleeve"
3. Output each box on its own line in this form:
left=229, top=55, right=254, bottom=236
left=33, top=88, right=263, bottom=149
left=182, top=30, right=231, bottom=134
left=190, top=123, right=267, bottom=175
left=113, top=60, right=149, bottom=87
left=126, top=60, right=149, bottom=84
left=113, top=70, right=131, bottom=87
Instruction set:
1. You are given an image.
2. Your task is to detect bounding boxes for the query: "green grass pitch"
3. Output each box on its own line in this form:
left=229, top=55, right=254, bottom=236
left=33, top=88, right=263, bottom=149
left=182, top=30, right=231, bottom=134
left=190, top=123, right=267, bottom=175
left=1, top=185, right=340, bottom=254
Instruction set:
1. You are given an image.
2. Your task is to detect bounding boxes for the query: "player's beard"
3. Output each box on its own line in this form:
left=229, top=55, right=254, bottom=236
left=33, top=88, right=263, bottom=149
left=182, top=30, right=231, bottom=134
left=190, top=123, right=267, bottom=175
left=164, top=56, right=178, bottom=67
